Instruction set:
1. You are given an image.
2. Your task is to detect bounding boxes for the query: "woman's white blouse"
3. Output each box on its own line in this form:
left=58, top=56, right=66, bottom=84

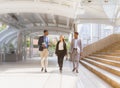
left=58, top=42, right=64, bottom=50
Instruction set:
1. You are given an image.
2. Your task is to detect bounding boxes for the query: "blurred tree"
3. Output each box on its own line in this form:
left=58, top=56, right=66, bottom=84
left=26, top=40, right=30, bottom=47
left=0, top=24, right=7, bottom=32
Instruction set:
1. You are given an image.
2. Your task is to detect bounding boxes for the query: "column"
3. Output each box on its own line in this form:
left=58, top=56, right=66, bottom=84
left=29, top=36, right=33, bottom=58
left=69, top=32, right=72, bottom=61
left=98, top=24, right=101, bottom=40
left=73, top=23, right=78, bottom=32
left=112, top=26, right=117, bottom=34
left=90, top=24, right=93, bottom=43
left=17, top=31, right=23, bottom=61
left=23, top=34, right=27, bottom=60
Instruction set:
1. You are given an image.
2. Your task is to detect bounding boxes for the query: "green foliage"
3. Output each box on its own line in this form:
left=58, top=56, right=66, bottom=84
left=0, top=24, right=7, bottom=32
left=9, top=44, right=14, bottom=49
left=64, top=38, right=70, bottom=51
left=33, top=45, right=38, bottom=48
left=66, top=41, right=70, bottom=51
left=9, top=43, right=15, bottom=53
left=64, top=38, right=68, bottom=41
left=48, top=41, right=56, bottom=52
left=26, top=40, right=30, bottom=47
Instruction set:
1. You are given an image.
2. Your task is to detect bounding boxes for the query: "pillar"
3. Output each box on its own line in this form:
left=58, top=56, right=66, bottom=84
left=29, top=36, right=33, bottom=58
left=90, top=24, right=93, bottom=43
left=98, top=24, right=101, bottom=40
left=23, top=34, right=27, bottom=60
left=17, top=31, right=23, bottom=61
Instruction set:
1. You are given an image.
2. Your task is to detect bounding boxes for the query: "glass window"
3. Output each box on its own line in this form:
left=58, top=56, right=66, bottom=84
left=78, top=23, right=113, bottom=47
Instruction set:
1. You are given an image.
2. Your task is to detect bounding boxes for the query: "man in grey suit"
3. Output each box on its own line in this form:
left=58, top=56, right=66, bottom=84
left=71, top=32, right=83, bottom=73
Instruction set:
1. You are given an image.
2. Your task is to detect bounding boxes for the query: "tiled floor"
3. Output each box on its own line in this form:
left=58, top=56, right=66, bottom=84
left=0, top=57, right=111, bottom=88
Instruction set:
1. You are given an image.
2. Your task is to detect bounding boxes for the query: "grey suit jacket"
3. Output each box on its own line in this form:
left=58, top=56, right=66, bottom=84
left=70, top=39, right=83, bottom=54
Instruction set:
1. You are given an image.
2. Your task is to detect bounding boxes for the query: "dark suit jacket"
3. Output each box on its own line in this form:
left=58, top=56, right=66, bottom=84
left=38, top=36, right=44, bottom=51
left=55, top=41, right=67, bottom=56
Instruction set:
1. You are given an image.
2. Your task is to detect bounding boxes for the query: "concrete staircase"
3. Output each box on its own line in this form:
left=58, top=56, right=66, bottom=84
left=80, top=41, right=120, bottom=88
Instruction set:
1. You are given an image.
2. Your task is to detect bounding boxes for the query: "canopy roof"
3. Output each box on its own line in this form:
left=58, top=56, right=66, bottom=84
left=0, top=0, right=120, bottom=34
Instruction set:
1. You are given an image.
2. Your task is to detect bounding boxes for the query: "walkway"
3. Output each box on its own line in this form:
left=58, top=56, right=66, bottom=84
left=0, top=57, right=111, bottom=88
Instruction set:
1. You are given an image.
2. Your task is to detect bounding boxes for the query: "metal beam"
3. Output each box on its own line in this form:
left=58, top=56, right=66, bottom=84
left=23, top=14, right=37, bottom=27
left=67, top=18, right=70, bottom=27
left=0, top=15, right=20, bottom=29
left=56, top=16, right=59, bottom=26
left=22, top=26, right=72, bottom=33
left=0, top=14, right=26, bottom=28
left=35, top=14, right=47, bottom=26
left=14, top=14, right=28, bottom=24
left=75, top=18, right=113, bottom=25
left=9, top=13, right=26, bottom=28
left=113, top=8, right=120, bottom=26
left=52, top=15, right=57, bottom=25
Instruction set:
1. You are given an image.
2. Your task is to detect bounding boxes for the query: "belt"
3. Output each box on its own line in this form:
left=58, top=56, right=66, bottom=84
left=43, top=47, right=47, bottom=49
left=73, top=48, right=77, bottom=50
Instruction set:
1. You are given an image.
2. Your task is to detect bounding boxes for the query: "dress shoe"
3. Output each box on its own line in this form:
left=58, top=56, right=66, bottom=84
left=45, top=69, right=47, bottom=73
left=60, top=67, right=62, bottom=70
left=41, top=68, right=44, bottom=72
left=59, top=67, right=62, bottom=73
left=72, top=68, right=76, bottom=72
left=60, top=70, right=62, bottom=73
left=76, top=70, right=79, bottom=73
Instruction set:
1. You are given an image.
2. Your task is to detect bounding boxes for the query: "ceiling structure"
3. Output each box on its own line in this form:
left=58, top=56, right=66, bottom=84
left=0, top=0, right=120, bottom=35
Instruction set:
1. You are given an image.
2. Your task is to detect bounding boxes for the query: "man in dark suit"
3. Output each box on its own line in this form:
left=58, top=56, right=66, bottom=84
left=38, top=30, right=49, bottom=73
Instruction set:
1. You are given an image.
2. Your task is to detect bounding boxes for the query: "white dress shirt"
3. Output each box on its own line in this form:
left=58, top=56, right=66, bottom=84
left=43, top=36, right=49, bottom=48
left=59, top=42, right=64, bottom=50
left=74, top=39, right=78, bottom=48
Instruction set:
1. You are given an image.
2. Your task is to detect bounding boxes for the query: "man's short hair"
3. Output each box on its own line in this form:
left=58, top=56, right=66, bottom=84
left=44, top=30, right=48, bottom=33
left=74, top=32, right=79, bottom=35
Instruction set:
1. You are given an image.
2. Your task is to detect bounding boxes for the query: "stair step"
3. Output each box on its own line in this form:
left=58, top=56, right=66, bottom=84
left=101, top=50, right=120, bottom=53
left=88, top=56, right=120, bottom=64
left=101, top=47, right=120, bottom=50
left=98, top=49, right=120, bottom=52
left=87, top=56, right=120, bottom=67
left=77, top=64, right=112, bottom=88
left=101, top=48, right=120, bottom=51
left=80, top=60, right=120, bottom=88
left=99, top=51, right=120, bottom=53
left=92, top=54, right=120, bottom=61
left=102, top=44, right=120, bottom=49
left=84, top=58, right=120, bottom=76
left=96, top=52, right=120, bottom=56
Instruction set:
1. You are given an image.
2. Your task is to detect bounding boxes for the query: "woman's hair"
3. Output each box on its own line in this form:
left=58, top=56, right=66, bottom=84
left=59, top=35, right=65, bottom=41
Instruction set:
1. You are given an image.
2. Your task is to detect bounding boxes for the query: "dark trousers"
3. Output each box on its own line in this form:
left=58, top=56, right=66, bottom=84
left=57, top=50, right=65, bottom=70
